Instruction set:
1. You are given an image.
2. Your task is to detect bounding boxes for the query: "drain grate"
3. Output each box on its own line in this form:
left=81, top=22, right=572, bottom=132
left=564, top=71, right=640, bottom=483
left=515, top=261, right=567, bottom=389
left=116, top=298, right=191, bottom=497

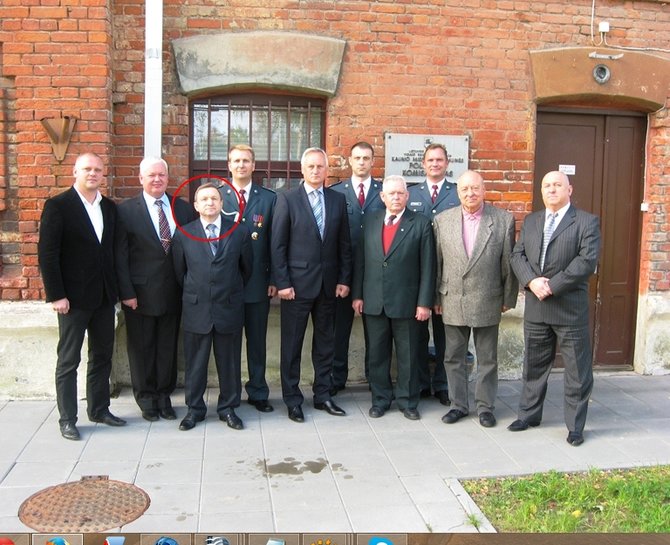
left=18, top=476, right=150, bottom=532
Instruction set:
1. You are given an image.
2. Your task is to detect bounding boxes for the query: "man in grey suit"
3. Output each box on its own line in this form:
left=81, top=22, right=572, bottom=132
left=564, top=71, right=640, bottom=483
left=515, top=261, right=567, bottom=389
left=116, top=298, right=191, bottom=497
left=433, top=170, right=518, bottom=428
left=509, top=171, right=601, bottom=446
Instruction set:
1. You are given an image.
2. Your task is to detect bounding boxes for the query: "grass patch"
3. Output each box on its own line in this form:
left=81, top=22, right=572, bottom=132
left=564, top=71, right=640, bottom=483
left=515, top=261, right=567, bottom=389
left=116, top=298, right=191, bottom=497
left=462, top=465, right=670, bottom=532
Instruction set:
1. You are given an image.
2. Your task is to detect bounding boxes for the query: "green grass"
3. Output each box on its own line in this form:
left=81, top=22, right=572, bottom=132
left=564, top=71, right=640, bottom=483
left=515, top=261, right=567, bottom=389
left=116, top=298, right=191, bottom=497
left=461, top=465, right=670, bottom=532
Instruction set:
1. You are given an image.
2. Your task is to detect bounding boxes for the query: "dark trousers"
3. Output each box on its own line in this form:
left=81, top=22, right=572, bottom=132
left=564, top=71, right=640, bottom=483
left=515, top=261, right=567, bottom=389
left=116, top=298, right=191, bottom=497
left=124, top=310, right=179, bottom=411
left=183, top=328, right=242, bottom=417
left=332, top=293, right=371, bottom=387
left=517, top=320, right=594, bottom=433
left=418, top=312, right=447, bottom=393
left=243, top=299, right=271, bottom=401
left=279, top=289, right=335, bottom=408
left=55, top=303, right=115, bottom=425
left=366, top=312, right=420, bottom=411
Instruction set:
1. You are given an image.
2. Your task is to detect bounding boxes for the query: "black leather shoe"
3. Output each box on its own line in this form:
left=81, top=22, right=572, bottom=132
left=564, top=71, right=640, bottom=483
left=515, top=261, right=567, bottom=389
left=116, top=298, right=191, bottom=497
left=179, top=412, right=204, bottom=431
left=369, top=406, right=385, bottom=418
left=248, top=399, right=274, bottom=413
left=220, top=410, right=243, bottom=430
left=60, top=422, right=80, bottom=441
left=567, top=431, right=584, bottom=446
left=142, top=409, right=159, bottom=422
left=435, top=390, right=451, bottom=406
left=288, top=405, right=305, bottom=423
left=159, top=406, right=177, bottom=420
left=507, top=418, right=540, bottom=432
left=479, top=411, right=497, bottom=428
left=403, top=408, right=421, bottom=420
left=442, top=409, right=467, bottom=424
left=91, top=412, right=127, bottom=427
left=419, top=388, right=431, bottom=398
left=314, top=399, right=346, bottom=416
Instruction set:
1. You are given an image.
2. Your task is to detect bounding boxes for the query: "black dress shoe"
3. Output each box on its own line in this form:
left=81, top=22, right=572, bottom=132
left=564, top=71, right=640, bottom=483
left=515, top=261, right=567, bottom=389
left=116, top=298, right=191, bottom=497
left=91, top=412, right=127, bottom=427
left=478, top=411, right=497, bottom=428
left=567, top=431, right=584, bottom=446
left=368, top=406, right=386, bottom=418
left=60, top=422, right=80, bottom=441
left=403, top=408, right=421, bottom=420
left=248, top=399, right=274, bottom=413
left=142, top=409, right=159, bottom=422
left=179, top=412, right=204, bottom=431
left=288, top=405, right=305, bottom=423
left=159, top=406, right=177, bottom=420
left=507, top=418, right=540, bottom=432
left=442, top=409, right=467, bottom=424
left=314, top=399, right=346, bottom=416
left=220, top=410, right=244, bottom=430
left=435, top=390, right=451, bottom=406
left=419, top=388, right=432, bottom=398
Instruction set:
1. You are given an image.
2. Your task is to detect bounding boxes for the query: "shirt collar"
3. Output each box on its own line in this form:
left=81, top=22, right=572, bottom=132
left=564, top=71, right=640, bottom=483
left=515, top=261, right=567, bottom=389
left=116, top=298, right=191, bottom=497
left=73, top=185, right=102, bottom=207
left=143, top=191, right=168, bottom=208
left=462, top=204, right=484, bottom=219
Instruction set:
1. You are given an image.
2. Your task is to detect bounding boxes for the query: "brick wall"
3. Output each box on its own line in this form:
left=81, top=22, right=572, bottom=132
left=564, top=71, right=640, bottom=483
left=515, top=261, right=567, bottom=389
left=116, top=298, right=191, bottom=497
left=0, top=0, right=669, bottom=299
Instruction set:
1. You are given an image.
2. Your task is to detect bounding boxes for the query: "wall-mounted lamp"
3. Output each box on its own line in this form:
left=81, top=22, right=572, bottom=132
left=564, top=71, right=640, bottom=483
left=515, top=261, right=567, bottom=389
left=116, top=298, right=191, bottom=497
left=40, top=114, right=77, bottom=162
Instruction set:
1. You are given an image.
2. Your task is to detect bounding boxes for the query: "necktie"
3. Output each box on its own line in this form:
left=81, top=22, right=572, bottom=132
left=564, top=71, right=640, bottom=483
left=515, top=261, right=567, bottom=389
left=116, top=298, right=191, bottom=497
left=155, top=200, right=171, bottom=254
left=310, top=190, right=324, bottom=238
left=540, top=212, right=558, bottom=270
left=206, top=223, right=218, bottom=255
left=387, top=215, right=396, bottom=226
left=239, top=188, right=246, bottom=217
left=358, top=183, right=365, bottom=208
left=431, top=184, right=439, bottom=204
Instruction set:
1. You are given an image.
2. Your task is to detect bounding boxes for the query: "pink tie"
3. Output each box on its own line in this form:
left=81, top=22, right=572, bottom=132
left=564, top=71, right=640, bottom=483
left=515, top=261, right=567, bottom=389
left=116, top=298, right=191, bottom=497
left=431, top=185, right=439, bottom=204
left=358, top=183, right=365, bottom=207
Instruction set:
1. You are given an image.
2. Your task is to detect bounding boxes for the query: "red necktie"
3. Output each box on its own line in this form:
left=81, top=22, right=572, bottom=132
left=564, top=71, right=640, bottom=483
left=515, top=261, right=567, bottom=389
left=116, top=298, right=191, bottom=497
left=358, top=183, right=365, bottom=207
left=431, top=185, right=439, bottom=204
left=239, top=188, right=246, bottom=216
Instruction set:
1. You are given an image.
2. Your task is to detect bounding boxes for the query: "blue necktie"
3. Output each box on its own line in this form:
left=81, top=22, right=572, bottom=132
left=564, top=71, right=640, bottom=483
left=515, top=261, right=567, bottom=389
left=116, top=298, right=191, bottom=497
left=540, top=212, right=557, bottom=270
left=310, top=190, right=324, bottom=238
left=206, top=223, right=218, bottom=255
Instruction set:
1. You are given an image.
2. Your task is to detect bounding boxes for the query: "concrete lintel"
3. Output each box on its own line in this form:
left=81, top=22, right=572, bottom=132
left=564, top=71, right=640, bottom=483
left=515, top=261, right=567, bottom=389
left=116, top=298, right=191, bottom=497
left=172, top=31, right=346, bottom=97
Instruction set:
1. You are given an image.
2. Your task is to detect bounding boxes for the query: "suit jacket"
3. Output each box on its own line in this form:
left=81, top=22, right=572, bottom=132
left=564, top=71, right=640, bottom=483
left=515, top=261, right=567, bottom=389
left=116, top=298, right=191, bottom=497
left=38, top=186, right=118, bottom=309
left=329, top=178, right=384, bottom=252
left=271, top=184, right=352, bottom=300
left=510, top=204, right=601, bottom=326
left=172, top=215, right=253, bottom=335
left=352, top=209, right=436, bottom=319
left=221, top=183, right=277, bottom=303
left=433, top=204, right=518, bottom=327
left=407, top=179, right=460, bottom=220
left=116, top=193, right=195, bottom=316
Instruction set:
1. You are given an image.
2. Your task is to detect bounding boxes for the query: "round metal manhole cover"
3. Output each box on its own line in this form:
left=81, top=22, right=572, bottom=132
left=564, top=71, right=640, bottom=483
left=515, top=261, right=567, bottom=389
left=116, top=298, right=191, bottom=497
left=18, top=476, right=150, bottom=532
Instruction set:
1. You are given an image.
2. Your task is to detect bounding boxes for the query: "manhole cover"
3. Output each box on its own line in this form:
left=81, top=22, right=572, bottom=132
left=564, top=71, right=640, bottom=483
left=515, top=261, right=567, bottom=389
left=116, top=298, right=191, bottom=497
left=18, top=476, right=150, bottom=532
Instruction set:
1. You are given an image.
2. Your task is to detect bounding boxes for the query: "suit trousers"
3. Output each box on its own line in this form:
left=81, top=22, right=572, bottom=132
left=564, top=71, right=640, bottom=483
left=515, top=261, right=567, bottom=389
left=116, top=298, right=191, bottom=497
left=518, top=320, right=594, bottom=433
left=124, top=310, right=179, bottom=411
left=183, top=329, right=242, bottom=418
left=418, top=313, right=447, bottom=393
left=332, top=293, right=371, bottom=387
left=279, top=289, right=335, bottom=408
left=366, top=312, right=420, bottom=411
left=243, top=298, right=271, bottom=401
left=55, top=304, right=115, bottom=425
left=443, top=324, right=499, bottom=415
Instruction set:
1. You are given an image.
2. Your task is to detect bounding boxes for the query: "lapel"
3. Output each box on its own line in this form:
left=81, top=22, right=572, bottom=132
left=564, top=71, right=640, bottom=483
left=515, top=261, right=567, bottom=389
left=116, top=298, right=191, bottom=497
left=363, top=180, right=382, bottom=211
left=137, top=194, right=163, bottom=250
left=300, top=185, right=323, bottom=240
left=444, top=209, right=469, bottom=267
left=385, top=210, right=413, bottom=258
left=67, top=188, right=101, bottom=245
left=242, top=185, right=262, bottom=221
left=464, top=206, right=493, bottom=274
left=549, top=205, right=575, bottom=245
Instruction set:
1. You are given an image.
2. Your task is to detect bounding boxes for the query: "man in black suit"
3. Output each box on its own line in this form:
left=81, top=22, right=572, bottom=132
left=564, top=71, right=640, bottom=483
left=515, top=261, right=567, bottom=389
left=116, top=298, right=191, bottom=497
left=116, top=156, right=196, bottom=422
left=38, top=152, right=126, bottom=441
left=352, top=175, right=436, bottom=420
left=220, top=144, right=277, bottom=413
left=329, top=141, right=384, bottom=393
left=407, top=143, right=460, bottom=405
left=271, top=147, right=352, bottom=422
left=509, top=171, right=601, bottom=446
left=172, top=183, right=253, bottom=431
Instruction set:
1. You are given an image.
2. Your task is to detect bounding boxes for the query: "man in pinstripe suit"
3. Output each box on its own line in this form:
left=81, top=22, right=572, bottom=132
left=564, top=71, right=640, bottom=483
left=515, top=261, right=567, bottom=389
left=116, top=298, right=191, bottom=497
left=509, top=171, right=601, bottom=446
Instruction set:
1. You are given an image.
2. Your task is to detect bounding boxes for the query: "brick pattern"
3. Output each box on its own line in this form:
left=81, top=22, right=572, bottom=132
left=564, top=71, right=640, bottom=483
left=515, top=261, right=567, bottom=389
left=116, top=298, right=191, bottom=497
left=1, top=0, right=669, bottom=299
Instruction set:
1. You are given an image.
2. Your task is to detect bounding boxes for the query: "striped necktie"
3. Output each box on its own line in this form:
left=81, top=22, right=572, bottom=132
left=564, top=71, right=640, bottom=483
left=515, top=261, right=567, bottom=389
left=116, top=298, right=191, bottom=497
left=540, top=212, right=558, bottom=270
left=155, top=200, right=171, bottom=254
left=206, top=223, right=218, bottom=255
left=310, top=190, right=324, bottom=238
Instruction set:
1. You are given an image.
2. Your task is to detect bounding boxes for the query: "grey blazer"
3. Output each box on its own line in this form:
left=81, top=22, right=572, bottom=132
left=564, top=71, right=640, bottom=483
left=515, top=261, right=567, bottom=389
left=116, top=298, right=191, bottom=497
left=434, top=204, right=518, bottom=327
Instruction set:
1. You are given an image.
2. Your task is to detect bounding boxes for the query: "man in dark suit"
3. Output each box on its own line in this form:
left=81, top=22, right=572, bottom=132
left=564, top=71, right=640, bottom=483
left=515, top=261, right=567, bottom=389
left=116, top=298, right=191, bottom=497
left=271, top=147, right=352, bottom=422
left=352, top=175, right=436, bottom=420
left=509, top=170, right=601, bottom=446
left=116, top=156, right=196, bottom=422
left=172, top=182, right=253, bottom=431
left=433, top=171, right=518, bottom=428
left=407, top=143, right=461, bottom=405
left=38, top=152, right=126, bottom=441
left=220, top=144, right=277, bottom=413
left=328, top=141, right=384, bottom=393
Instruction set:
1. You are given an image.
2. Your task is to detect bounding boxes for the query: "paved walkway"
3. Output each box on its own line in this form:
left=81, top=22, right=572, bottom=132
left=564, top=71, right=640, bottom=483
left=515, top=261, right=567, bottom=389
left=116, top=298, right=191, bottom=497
left=1, top=373, right=669, bottom=533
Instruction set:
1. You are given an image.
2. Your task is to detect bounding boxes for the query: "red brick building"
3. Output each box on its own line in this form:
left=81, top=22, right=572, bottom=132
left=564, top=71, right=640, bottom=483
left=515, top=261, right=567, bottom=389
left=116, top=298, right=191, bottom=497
left=0, top=0, right=668, bottom=375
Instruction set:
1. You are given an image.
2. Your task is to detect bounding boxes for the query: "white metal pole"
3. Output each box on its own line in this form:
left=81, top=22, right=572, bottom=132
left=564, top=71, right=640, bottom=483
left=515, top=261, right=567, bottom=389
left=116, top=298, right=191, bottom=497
left=144, top=0, right=163, bottom=158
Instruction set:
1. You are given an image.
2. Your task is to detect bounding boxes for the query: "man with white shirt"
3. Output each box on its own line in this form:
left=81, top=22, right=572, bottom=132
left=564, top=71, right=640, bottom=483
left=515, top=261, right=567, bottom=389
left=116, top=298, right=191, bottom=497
left=38, top=152, right=125, bottom=440
left=116, top=157, right=196, bottom=422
